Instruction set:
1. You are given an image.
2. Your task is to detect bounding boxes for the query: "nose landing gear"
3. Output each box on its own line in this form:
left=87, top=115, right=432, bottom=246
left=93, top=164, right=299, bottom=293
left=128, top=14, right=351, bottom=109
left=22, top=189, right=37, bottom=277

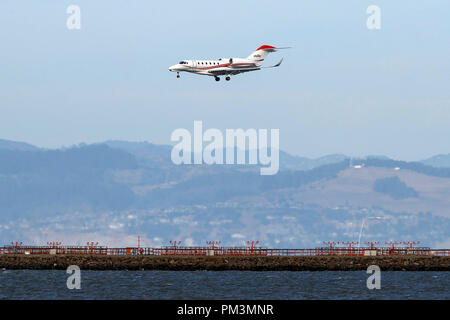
left=176, top=72, right=180, bottom=78
left=225, top=76, right=230, bottom=81
left=215, top=76, right=220, bottom=81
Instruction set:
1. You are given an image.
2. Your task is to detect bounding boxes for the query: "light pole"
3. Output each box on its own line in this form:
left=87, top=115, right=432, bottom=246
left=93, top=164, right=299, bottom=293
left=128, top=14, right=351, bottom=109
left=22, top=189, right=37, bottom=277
left=357, top=216, right=383, bottom=248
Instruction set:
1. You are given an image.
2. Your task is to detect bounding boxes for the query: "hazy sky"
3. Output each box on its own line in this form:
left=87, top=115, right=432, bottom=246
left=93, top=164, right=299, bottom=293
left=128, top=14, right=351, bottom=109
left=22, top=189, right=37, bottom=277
left=0, top=1, right=449, bottom=160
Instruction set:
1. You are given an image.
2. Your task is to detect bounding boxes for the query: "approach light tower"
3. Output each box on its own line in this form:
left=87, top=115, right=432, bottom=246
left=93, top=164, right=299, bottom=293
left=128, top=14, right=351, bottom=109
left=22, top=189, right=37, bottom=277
left=247, top=241, right=260, bottom=253
left=47, top=241, right=62, bottom=248
left=206, top=241, right=221, bottom=250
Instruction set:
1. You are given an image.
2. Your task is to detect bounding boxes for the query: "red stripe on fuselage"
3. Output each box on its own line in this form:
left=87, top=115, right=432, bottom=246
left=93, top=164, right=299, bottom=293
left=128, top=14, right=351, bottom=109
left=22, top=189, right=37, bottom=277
left=189, top=62, right=256, bottom=70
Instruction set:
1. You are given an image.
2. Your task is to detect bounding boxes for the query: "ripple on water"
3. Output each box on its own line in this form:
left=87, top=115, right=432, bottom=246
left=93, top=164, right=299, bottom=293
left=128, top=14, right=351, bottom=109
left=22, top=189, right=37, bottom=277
left=0, top=270, right=448, bottom=300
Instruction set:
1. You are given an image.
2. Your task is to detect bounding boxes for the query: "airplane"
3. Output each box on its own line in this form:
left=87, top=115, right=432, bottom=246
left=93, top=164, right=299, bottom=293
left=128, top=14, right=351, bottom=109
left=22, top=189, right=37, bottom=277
left=168, top=45, right=289, bottom=81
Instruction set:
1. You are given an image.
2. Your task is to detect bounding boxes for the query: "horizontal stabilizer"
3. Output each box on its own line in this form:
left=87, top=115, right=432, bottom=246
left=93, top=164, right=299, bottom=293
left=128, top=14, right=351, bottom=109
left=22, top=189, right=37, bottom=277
left=262, top=58, right=283, bottom=68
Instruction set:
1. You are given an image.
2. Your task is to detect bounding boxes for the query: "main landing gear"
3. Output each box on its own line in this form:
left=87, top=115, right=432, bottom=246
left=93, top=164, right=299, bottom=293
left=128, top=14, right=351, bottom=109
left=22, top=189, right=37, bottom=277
left=176, top=72, right=180, bottom=78
left=215, top=76, right=231, bottom=82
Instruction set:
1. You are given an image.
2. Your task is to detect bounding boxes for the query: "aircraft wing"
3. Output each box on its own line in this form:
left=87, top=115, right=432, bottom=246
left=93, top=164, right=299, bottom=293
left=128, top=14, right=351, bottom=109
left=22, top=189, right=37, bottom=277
left=206, top=59, right=282, bottom=76
left=208, top=67, right=260, bottom=76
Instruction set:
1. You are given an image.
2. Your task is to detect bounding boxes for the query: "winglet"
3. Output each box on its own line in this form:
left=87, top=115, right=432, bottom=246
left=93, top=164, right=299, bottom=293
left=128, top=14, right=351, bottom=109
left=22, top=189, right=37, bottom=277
left=273, top=58, right=283, bottom=67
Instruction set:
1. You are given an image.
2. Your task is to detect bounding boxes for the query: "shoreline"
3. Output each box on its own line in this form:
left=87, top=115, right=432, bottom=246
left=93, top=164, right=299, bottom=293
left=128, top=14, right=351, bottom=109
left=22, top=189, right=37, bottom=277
left=1, top=255, right=449, bottom=271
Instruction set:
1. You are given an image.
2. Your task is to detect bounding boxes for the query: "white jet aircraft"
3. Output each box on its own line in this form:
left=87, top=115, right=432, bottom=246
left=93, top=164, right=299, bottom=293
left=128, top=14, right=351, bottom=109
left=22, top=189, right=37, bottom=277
left=168, top=45, right=288, bottom=81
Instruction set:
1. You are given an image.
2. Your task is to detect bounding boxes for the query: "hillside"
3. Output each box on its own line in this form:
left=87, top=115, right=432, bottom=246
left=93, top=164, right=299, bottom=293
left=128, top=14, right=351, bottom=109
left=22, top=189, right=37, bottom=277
left=0, top=139, right=39, bottom=151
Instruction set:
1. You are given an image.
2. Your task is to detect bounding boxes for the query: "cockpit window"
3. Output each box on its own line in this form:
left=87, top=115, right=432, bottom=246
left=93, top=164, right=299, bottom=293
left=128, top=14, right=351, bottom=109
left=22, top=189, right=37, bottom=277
left=179, top=61, right=188, bottom=64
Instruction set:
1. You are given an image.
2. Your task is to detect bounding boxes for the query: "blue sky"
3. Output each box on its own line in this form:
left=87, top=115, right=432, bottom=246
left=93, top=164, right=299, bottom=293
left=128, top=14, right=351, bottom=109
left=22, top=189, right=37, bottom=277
left=0, top=1, right=449, bottom=160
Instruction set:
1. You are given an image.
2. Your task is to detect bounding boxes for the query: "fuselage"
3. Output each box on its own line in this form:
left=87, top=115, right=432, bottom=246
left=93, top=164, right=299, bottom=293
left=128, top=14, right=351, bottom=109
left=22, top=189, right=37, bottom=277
left=169, top=58, right=260, bottom=76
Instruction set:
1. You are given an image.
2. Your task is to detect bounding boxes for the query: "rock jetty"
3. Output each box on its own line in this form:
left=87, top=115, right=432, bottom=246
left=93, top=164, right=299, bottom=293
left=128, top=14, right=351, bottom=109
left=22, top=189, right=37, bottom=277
left=0, top=255, right=449, bottom=271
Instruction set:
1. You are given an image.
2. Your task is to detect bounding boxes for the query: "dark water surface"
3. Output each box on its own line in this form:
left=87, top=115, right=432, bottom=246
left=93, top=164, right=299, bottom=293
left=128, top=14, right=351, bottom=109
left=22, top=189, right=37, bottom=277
left=0, top=270, right=448, bottom=299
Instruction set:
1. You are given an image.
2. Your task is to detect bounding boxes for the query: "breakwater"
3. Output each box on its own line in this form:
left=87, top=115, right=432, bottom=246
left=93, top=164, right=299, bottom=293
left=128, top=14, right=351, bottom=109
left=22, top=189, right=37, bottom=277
left=1, top=255, right=449, bottom=271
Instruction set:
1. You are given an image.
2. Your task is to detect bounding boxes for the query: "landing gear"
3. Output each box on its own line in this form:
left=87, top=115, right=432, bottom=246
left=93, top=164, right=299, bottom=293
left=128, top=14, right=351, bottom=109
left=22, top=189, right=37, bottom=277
left=215, top=76, right=220, bottom=82
left=176, top=72, right=180, bottom=78
left=225, top=76, right=230, bottom=81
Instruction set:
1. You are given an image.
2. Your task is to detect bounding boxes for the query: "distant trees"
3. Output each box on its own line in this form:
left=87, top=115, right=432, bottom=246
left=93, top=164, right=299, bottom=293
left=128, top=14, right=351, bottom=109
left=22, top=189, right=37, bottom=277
left=0, top=145, right=138, bottom=217
left=373, top=176, right=419, bottom=199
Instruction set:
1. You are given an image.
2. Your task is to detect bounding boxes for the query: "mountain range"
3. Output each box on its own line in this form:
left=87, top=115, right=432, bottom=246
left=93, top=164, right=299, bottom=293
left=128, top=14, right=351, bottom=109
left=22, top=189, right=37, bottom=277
left=0, top=139, right=449, bottom=248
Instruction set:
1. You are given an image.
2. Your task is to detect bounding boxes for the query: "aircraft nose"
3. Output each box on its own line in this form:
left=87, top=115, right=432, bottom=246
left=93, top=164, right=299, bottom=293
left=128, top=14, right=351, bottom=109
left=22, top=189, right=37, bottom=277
left=169, top=65, right=177, bottom=72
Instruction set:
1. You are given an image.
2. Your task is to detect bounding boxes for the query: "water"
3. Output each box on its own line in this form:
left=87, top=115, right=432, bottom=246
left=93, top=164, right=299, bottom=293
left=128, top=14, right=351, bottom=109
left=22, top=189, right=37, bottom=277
left=0, top=270, right=448, bottom=299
